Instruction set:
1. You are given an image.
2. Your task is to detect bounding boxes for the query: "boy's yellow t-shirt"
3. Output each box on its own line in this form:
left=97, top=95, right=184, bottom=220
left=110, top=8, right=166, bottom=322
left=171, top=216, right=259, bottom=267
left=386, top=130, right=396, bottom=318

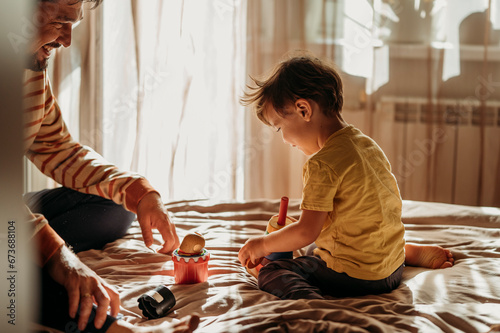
left=300, top=125, right=405, bottom=281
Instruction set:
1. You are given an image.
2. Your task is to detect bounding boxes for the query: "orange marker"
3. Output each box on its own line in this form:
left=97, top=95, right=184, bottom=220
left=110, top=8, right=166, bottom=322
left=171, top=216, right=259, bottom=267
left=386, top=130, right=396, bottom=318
left=277, top=196, right=289, bottom=226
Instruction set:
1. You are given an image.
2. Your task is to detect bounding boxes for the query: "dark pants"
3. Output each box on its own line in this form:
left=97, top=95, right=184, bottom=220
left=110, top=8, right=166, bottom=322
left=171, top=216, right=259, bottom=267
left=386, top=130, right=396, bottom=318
left=25, top=187, right=136, bottom=332
left=25, top=187, right=135, bottom=253
left=258, top=255, right=404, bottom=300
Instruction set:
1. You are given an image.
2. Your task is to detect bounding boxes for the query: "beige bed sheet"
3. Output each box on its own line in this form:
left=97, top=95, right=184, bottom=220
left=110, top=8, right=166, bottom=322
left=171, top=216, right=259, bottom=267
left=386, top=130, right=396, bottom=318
left=69, top=199, right=500, bottom=332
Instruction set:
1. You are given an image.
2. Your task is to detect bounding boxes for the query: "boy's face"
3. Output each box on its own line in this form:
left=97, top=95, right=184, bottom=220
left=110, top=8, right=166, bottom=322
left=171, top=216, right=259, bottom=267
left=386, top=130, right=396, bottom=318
left=263, top=103, right=321, bottom=156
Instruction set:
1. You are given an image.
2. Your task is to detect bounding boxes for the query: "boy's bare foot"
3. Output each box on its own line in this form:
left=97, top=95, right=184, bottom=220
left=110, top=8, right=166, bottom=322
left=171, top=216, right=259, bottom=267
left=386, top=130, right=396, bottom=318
left=488, top=324, right=500, bottom=332
left=107, top=315, right=199, bottom=333
left=404, top=243, right=454, bottom=269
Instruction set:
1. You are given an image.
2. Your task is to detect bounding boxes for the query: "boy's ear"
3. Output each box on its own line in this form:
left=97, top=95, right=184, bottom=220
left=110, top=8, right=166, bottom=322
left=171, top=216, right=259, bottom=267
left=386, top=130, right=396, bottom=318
left=295, top=99, right=313, bottom=121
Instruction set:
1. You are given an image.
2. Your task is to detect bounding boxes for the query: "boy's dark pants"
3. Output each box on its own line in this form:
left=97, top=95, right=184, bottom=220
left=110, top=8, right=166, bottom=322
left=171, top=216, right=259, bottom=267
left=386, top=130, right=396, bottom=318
left=258, top=255, right=404, bottom=300
left=25, top=187, right=136, bottom=332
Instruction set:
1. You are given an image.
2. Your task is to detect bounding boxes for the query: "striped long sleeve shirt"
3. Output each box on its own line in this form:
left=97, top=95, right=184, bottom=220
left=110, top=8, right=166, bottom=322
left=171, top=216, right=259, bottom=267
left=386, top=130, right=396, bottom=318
left=24, top=69, right=156, bottom=266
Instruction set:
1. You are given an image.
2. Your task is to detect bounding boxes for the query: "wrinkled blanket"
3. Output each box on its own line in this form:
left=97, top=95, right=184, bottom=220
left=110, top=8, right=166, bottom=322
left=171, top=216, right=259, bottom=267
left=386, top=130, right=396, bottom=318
left=50, top=199, right=500, bottom=332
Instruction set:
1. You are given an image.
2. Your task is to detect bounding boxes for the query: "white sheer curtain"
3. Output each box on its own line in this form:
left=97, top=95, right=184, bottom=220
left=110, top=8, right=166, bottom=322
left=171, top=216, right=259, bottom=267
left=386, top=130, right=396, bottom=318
left=101, top=0, right=247, bottom=201
left=41, top=0, right=500, bottom=207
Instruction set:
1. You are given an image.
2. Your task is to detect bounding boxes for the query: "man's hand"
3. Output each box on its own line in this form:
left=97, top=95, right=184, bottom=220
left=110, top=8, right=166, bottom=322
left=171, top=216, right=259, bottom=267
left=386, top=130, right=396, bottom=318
left=45, top=246, right=120, bottom=331
left=136, top=192, right=180, bottom=254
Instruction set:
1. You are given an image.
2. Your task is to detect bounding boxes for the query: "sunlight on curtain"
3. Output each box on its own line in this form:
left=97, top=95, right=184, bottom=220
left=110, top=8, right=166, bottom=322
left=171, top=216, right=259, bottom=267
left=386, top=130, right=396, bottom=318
left=441, top=0, right=491, bottom=81
left=102, top=0, right=247, bottom=201
left=341, top=0, right=376, bottom=78
left=42, top=0, right=500, bottom=206
left=102, top=1, right=137, bottom=174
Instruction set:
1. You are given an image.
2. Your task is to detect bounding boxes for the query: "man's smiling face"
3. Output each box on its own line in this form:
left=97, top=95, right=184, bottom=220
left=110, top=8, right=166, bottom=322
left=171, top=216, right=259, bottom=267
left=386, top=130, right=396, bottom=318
left=28, top=0, right=83, bottom=71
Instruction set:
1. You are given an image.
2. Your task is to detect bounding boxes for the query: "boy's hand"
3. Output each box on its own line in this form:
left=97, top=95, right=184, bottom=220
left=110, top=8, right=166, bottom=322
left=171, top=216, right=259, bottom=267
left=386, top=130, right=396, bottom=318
left=238, top=235, right=270, bottom=267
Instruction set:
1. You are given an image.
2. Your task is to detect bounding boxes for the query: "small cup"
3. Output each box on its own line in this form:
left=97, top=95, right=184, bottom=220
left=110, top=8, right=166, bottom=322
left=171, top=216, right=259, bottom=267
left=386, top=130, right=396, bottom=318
left=172, top=248, right=210, bottom=284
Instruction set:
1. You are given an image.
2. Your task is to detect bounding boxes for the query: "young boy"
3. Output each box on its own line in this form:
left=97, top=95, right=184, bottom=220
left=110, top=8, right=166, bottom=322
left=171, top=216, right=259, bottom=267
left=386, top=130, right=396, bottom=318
left=238, top=55, right=453, bottom=300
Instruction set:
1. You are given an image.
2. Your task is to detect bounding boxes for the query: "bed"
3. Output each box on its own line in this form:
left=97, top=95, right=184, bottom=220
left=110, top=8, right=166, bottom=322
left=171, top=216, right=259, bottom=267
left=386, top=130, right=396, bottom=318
left=52, top=199, right=500, bottom=332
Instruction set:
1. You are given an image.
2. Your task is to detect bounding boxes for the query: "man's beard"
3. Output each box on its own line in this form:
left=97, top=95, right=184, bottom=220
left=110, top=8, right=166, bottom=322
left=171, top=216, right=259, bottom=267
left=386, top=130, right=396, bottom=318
left=27, top=54, right=49, bottom=72
left=26, top=43, right=61, bottom=72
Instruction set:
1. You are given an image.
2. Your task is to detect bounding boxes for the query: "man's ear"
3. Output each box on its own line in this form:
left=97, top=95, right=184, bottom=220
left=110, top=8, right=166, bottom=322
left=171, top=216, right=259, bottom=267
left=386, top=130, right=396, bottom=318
left=295, top=99, right=313, bottom=122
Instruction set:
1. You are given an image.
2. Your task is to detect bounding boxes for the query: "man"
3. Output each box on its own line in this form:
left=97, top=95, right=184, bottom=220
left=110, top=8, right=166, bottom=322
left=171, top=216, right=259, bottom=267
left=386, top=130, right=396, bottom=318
left=24, top=1, right=197, bottom=331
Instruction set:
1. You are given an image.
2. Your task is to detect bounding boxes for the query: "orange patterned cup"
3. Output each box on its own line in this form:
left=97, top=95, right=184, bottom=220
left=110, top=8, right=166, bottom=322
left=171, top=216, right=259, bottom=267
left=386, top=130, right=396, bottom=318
left=172, top=248, right=210, bottom=284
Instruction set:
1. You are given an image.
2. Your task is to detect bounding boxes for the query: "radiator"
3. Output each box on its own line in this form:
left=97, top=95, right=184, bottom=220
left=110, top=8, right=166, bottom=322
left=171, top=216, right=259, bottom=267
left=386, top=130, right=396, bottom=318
left=373, top=97, right=500, bottom=206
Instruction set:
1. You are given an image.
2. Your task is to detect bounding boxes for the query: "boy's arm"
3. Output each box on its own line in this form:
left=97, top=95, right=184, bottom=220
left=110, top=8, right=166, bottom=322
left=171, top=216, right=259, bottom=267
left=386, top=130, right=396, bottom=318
left=238, top=209, right=327, bottom=266
left=264, top=209, right=327, bottom=252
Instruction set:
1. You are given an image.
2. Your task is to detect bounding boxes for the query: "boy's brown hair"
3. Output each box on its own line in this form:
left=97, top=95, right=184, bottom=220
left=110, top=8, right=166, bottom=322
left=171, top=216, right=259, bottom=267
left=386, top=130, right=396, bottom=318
left=241, top=54, right=343, bottom=125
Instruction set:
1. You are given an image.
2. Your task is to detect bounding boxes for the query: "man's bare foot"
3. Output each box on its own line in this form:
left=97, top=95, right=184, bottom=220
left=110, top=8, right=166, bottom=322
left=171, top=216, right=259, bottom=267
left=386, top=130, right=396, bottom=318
left=106, top=315, right=199, bottom=333
left=404, top=243, right=454, bottom=269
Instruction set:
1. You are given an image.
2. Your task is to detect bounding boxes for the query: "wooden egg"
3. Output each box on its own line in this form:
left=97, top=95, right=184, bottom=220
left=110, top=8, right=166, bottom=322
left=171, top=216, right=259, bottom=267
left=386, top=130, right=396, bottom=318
left=179, top=232, right=205, bottom=254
